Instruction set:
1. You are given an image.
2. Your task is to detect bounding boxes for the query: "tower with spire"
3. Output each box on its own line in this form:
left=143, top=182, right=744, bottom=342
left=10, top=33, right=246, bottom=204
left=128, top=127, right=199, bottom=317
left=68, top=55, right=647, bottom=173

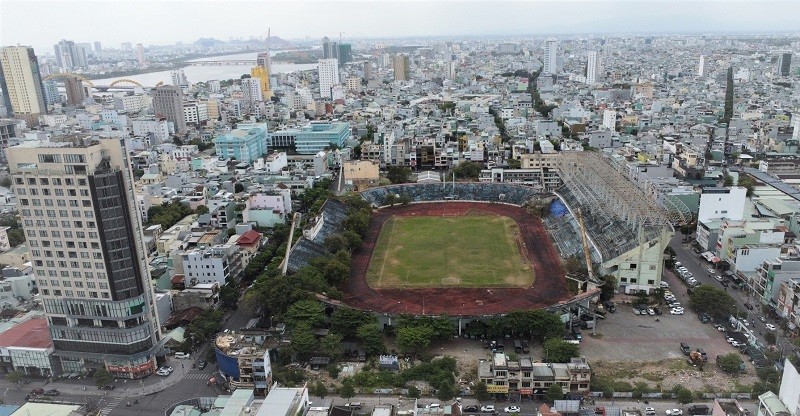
left=252, top=27, right=274, bottom=100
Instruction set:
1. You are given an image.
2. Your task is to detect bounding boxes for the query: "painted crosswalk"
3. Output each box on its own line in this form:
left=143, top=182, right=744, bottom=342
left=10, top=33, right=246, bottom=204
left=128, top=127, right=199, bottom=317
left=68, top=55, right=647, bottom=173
left=99, top=396, right=122, bottom=416
left=184, top=373, right=212, bottom=380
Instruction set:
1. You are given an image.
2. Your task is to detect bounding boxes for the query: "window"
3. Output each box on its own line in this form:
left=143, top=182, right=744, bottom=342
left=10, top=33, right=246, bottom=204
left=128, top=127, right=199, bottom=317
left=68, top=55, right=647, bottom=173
left=29, top=188, right=38, bottom=195
left=76, top=291, right=85, bottom=297
left=78, top=178, right=87, bottom=186
left=89, top=292, right=98, bottom=298
left=55, top=189, right=64, bottom=196
left=16, top=188, right=25, bottom=195
left=68, top=189, right=76, bottom=197
left=14, top=178, right=22, bottom=185
left=53, top=178, right=61, bottom=186
left=65, top=178, right=73, bottom=186
left=80, top=189, right=89, bottom=196
left=87, top=282, right=96, bottom=288
left=53, top=290, right=62, bottom=297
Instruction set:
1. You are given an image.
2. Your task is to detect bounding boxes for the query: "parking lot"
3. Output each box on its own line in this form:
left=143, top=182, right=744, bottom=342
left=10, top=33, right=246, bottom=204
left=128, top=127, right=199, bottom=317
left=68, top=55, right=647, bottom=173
left=579, top=271, right=738, bottom=363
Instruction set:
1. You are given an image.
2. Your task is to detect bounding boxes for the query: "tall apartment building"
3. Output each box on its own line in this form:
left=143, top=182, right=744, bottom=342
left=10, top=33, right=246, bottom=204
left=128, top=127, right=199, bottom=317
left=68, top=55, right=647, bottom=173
left=152, top=85, right=186, bottom=134
left=53, top=39, right=87, bottom=69
left=393, top=54, right=410, bottom=81
left=318, top=59, right=339, bottom=99
left=7, top=138, right=163, bottom=378
left=64, top=76, right=87, bottom=106
left=136, top=43, right=146, bottom=67
left=543, top=38, right=558, bottom=75
left=0, top=46, right=48, bottom=126
left=586, top=51, right=599, bottom=85
left=698, top=55, right=706, bottom=77
left=777, top=52, right=792, bottom=77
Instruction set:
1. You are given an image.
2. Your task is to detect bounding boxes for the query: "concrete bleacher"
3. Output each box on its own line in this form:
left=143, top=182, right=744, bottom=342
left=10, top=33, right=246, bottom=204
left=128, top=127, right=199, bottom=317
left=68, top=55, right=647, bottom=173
left=360, top=183, right=542, bottom=207
left=286, top=199, right=349, bottom=273
left=555, top=186, right=661, bottom=262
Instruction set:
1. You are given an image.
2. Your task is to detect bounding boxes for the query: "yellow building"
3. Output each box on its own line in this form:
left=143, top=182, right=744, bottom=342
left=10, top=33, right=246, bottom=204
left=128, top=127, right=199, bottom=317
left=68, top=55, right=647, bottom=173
left=251, top=66, right=273, bottom=101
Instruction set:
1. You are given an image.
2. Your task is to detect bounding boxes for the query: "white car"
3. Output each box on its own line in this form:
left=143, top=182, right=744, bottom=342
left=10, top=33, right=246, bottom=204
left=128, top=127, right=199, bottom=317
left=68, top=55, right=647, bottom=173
left=647, top=308, right=656, bottom=315
left=715, top=275, right=724, bottom=282
left=645, top=408, right=656, bottom=416
left=670, top=308, right=684, bottom=315
left=482, top=405, right=496, bottom=412
left=156, top=366, right=173, bottom=376
left=504, top=406, right=521, bottom=413
left=660, top=281, right=670, bottom=288
left=667, top=410, right=683, bottom=416
left=766, top=323, right=777, bottom=331
left=707, top=268, right=715, bottom=274
left=730, top=341, right=741, bottom=347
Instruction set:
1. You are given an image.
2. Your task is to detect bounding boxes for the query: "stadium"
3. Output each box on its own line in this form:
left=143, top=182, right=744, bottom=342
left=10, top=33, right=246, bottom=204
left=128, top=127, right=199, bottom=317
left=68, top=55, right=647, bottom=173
left=287, top=152, right=689, bottom=318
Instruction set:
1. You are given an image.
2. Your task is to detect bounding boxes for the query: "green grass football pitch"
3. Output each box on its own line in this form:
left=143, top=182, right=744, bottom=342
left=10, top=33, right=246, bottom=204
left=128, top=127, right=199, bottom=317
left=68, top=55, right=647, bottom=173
left=366, top=215, right=533, bottom=288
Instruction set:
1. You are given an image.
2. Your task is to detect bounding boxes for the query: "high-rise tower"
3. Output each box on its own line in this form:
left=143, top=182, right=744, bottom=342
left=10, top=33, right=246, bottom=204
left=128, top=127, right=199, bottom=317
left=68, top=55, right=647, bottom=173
left=777, top=52, right=792, bottom=77
left=543, top=38, right=558, bottom=75
left=0, top=46, right=48, bottom=126
left=153, top=85, right=186, bottom=134
left=586, top=51, right=599, bottom=85
left=8, top=138, right=163, bottom=378
left=318, top=59, right=340, bottom=99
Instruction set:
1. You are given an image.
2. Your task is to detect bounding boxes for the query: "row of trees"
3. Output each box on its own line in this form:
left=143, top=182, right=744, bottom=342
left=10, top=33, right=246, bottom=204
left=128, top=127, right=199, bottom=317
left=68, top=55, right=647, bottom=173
left=146, top=201, right=201, bottom=230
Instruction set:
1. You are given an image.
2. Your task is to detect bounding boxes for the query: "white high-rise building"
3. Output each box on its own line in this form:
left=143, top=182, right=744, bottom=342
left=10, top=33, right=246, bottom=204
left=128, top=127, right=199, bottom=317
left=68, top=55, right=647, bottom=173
left=8, top=138, right=163, bottom=378
left=698, top=55, right=706, bottom=77
left=586, top=51, right=599, bottom=85
left=318, top=59, right=339, bottom=99
left=543, top=38, right=558, bottom=75
left=136, top=43, right=146, bottom=66
left=602, top=110, right=616, bottom=130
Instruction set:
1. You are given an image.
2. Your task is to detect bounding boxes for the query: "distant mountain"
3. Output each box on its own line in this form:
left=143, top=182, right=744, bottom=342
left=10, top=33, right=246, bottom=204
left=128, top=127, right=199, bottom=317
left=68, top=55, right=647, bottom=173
left=265, top=36, right=295, bottom=50
left=194, top=38, right=224, bottom=48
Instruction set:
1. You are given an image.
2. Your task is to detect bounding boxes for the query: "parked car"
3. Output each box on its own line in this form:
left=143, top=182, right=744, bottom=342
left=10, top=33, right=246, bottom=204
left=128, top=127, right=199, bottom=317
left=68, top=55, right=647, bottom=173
left=504, top=406, right=521, bottom=413
left=174, top=352, right=190, bottom=359
left=464, top=405, right=480, bottom=412
left=666, top=410, right=683, bottom=416
left=346, top=402, right=363, bottom=409
left=670, top=308, right=684, bottom=315
left=645, top=407, right=657, bottom=416
left=766, top=323, right=777, bottom=331
left=715, top=275, right=724, bottom=282
left=680, top=342, right=691, bottom=355
left=43, top=389, right=60, bottom=396
left=198, top=360, right=207, bottom=370
left=482, top=405, right=496, bottom=412
left=29, top=388, right=44, bottom=395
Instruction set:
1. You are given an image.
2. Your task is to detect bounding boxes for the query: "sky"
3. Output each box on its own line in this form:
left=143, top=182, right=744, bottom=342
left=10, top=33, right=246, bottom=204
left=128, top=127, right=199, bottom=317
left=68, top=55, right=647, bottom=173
left=2, top=0, right=800, bottom=53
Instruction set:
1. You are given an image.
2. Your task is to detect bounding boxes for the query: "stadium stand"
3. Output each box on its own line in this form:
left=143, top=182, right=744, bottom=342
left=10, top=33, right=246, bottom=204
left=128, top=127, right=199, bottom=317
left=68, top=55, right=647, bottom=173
left=286, top=199, right=349, bottom=272
left=360, top=183, right=543, bottom=206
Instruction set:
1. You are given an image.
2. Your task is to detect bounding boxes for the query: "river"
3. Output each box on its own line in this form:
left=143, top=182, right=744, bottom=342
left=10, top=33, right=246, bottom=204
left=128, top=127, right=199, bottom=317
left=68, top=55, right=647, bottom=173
left=91, top=52, right=317, bottom=87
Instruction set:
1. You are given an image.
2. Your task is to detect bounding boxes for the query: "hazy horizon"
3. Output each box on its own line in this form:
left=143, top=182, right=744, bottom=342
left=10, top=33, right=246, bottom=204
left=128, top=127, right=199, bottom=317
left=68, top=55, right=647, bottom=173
left=2, top=0, right=800, bottom=54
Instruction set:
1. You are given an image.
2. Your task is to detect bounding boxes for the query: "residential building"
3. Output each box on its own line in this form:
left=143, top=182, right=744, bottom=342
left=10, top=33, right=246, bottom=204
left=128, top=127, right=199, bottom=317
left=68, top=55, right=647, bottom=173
left=393, top=54, right=410, bottom=81
left=171, top=282, right=219, bottom=312
left=477, top=353, right=591, bottom=399
left=131, top=118, right=172, bottom=146
left=322, top=36, right=334, bottom=59
left=754, top=257, right=800, bottom=309
left=758, top=391, right=791, bottom=416
left=136, top=43, right=146, bottom=66
left=7, top=138, right=163, bottom=378
left=338, top=43, right=352, bottom=66
left=0, top=46, right=48, bottom=126
left=777, top=52, right=792, bottom=77
left=779, top=358, right=800, bottom=416
left=53, top=39, right=86, bottom=69
left=214, top=330, right=273, bottom=396
left=543, top=38, right=558, bottom=75
left=243, top=193, right=290, bottom=228
left=698, top=55, right=706, bottom=77
left=63, top=76, right=87, bottom=106
left=318, top=59, right=339, bottom=99
left=182, top=244, right=239, bottom=287
left=251, top=66, right=273, bottom=101
left=212, top=122, right=268, bottom=163
left=695, top=187, right=748, bottom=251
left=152, top=85, right=186, bottom=134
left=586, top=51, right=599, bottom=85
left=182, top=101, right=208, bottom=125
left=293, top=121, right=351, bottom=154
left=602, top=110, right=616, bottom=130
left=0, top=316, right=54, bottom=377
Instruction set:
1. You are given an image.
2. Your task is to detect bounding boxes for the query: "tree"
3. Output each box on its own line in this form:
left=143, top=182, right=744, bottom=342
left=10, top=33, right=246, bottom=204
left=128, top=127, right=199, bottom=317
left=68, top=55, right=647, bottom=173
left=546, top=383, right=564, bottom=402
left=320, top=333, right=343, bottom=361
left=764, top=332, right=777, bottom=346
left=286, top=300, right=325, bottom=328
left=331, top=307, right=375, bottom=339
left=339, top=381, right=355, bottom=400
left=543, top=338, right=580, bottom=363
left=452, top=161, right=482, bottom=180
left=5, top=370, right=23, bottom=384
left=234, top=183, right=245, bottom=193
left=395, top=326, right=434, bottom=356
left=357, top=323, right=385, bottom=357
left=195, top=205, right=209, bottom=215
left=311, top=380, right=328, bottom=398
left=723, top=175, right=734, bottom=187
left=689, top=284, right=736, bottom=320
left=673, top=385, right=694, bottom=404
left=219, top=285, right=239, bottom=310
left=291, top=324, right=317, bottom=356
left=387, top=166, right=413, bottom=184
left=93, top=368, right=114, bottom=387
left=737, top=175, right=755, bottom=197
left=383, top=193, right=398, bottom=206
left=436, top=381, right=456, bottom=401
left=407, top=385, right=421, bottom=399
left=717, top=353, right=743, bottom=374
left=474, top=381, right=490, bottom=402
left=0, top=176, right=11, bottom=188
left=599, top=274, right=618, bottom=302
left=322, top=258, right=350, bottom=286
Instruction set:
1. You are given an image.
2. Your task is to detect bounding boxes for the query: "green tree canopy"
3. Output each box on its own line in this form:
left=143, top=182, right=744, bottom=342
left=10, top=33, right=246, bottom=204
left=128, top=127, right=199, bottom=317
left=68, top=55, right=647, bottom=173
left=5, top=370, right=23, bottom=384
left=474, top=381, right=490, bottom=402
left=546, top=383, right=564, bottom=402
left=387, top=166, right=413, bottom=184
left=339, top=381, right=355, bottom=399
left=331, top=307, right=376, bottom=338
left=357, top=323, right=385, bottom=357
left=452, top=161, right=482, bottom=180
left=543, top=339, right=580, bottom=363
left=717, top=352, right=743, bottom=374
left=673, top=385, right=694, bottom=404
left=286, top=299, right=325, bottom=328
left=93, top=368, right=114, bottom=387
left=291, top=324, right=317, bottom=356
left=395, top=326, right=434, bottom=356
left=689, top=284, right=737, bottom=320
left=320, top=333, right=344, bottom=361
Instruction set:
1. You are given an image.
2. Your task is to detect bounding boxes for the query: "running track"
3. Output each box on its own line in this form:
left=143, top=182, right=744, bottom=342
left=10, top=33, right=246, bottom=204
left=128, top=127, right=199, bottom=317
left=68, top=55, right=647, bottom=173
left=343, top=202, right=569, bottom=315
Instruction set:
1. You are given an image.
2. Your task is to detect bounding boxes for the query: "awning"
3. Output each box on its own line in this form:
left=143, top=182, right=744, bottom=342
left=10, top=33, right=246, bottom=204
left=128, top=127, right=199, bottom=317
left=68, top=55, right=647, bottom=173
left=711, top=257, right=721, bottom=263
